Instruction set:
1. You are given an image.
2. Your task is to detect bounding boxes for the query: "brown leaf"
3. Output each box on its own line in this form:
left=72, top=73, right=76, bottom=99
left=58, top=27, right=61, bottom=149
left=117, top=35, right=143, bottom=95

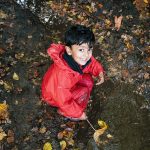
left=0, top=48, right=5, bottom=54
left=39, top=127, right=46, bottom=134
left=145, top=57, right=150, bottom=62
left=7, top=136, right=14, bottom=143
left=144, top=72, right=149, bottom=79
left=114, top=16, right=123, bottom=31
left=57, top=131, right=64, bottom=140
left=121, top=69, right=130, bottom=78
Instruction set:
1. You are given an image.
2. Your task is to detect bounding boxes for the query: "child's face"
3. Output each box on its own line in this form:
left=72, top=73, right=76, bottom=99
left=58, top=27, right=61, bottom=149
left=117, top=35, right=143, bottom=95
left=66, top=43, right=93, bottom=66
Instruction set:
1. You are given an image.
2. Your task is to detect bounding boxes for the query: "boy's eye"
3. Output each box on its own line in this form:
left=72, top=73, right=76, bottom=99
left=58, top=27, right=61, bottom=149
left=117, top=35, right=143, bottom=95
left=79, top=49, right=84, bottom=52
left=88, top=48, right=93, bottom=52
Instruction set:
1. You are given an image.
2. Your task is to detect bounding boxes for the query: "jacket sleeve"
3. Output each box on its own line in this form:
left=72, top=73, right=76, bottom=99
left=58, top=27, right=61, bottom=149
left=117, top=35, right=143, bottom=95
left=88, top=56, right=104, bottom=77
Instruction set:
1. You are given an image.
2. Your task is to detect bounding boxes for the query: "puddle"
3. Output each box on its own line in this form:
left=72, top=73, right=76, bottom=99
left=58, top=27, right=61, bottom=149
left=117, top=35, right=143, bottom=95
left=77, top=80, right=150, bottom=150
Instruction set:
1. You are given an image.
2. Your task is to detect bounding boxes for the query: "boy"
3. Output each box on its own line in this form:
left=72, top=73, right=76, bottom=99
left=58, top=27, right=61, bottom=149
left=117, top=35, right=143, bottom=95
left=41, top=24, right=104, bottom=121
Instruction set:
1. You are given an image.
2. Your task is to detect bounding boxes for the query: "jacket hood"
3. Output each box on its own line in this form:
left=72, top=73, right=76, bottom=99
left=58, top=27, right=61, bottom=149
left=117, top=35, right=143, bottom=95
left=47, top=43, right=74, bottom=72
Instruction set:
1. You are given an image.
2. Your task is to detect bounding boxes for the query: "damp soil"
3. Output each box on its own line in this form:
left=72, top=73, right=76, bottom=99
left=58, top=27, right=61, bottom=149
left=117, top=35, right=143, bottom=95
left=0, top=0, right=150, bottom=150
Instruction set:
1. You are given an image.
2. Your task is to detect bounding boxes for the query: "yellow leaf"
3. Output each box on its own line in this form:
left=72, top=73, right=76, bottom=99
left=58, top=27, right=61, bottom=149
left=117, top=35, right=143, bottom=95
left=0, top=131, right=7, bottom=141
left=0, top=103, right=8, bottom=111
left=106, top=134, right=113, bottom=139
left=144, top=0, right=148, bottom=4
left=67, top=138, right=74, bottom=146
left=13, top=72, right=19, bottom=80
left=0, top=102, right=9, bottom=120
left=43, top=142, right=52, bottom=150
left=0, top=10, right=8, bottom=19
left=98, top=120, right=108, bottom=129
left=98, top=36, right=104, bottom=44
left=39, top=127, right=46, bottom=134
left=105, top=19, right=111, bottom=25
left=60, top=140, right=67, bottom=150
left=0, top=127, right=7, bottom=141
left=93, top=120, right=108, bottom=144
left=15, top=52, right=24, bottom=59
left=93, top=129, right=104, bottom=144
left=4, top=82, right=13, bottom=91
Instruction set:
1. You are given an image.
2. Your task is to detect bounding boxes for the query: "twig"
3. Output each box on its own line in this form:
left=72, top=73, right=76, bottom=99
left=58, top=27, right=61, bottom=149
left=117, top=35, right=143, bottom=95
left=86, top=119, right=96, bottom=131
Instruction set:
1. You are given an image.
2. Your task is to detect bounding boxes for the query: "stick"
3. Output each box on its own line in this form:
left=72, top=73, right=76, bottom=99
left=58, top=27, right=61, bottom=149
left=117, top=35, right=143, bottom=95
left=86, top=119, right=96, bottom=131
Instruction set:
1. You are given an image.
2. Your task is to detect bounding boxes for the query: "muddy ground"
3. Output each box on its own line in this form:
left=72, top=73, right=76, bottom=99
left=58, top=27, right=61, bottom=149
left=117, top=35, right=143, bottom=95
left=0, top=0, right=150, bottom=150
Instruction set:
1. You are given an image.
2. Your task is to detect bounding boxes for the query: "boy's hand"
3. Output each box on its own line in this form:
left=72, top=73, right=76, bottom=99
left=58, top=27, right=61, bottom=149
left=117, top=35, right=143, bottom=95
left=96, top=72, right=104, bottom=85
left=79, top=112, right=87, bottom=120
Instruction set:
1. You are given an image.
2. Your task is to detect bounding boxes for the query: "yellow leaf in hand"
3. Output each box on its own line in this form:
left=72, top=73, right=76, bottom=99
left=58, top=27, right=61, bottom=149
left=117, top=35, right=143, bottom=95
left=60, top=140, right=67, bottom=150
left=43, top=142, right=52, bottom=150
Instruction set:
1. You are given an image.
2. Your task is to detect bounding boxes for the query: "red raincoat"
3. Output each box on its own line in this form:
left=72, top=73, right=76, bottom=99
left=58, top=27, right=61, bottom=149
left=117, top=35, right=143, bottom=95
left=41, top=44, right=104, bottom=118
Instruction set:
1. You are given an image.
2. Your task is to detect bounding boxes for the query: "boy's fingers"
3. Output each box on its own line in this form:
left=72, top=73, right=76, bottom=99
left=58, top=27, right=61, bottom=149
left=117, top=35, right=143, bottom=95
left=96, top=80, right=104, bottom=85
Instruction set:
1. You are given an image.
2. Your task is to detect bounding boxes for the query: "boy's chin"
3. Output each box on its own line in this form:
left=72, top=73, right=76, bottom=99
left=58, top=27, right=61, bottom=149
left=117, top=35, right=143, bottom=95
left=78, top=62, right=87, bottom=66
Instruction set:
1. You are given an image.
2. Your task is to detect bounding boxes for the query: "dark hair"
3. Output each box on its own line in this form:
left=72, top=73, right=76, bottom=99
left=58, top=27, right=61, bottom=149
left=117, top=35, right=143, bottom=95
left=64, top=24, right=95, bottom=48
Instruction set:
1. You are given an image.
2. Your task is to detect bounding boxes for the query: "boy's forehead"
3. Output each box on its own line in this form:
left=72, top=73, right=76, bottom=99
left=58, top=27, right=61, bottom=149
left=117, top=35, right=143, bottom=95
left=72, top=43, right=91, bottom=49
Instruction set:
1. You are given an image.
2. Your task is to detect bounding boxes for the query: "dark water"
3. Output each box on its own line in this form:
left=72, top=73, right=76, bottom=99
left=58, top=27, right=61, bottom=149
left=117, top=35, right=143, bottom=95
left=85, top=80, right=150, bottom=150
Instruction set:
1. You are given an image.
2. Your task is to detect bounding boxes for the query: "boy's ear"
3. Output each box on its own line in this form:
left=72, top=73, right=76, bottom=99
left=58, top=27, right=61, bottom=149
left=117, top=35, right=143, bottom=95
left=65, top=46, right=72, bottom=55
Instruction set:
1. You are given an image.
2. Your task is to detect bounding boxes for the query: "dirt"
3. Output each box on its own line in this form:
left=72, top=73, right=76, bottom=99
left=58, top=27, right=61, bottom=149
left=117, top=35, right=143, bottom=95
left=0, top=0, right=150, bottom=150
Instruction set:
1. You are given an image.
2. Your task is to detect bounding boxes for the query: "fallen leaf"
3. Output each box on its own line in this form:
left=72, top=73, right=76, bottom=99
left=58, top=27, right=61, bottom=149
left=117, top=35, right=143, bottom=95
left=39, top=52, right=48, bottom=58
left=0, top=103, right=9, bottom=121
left=121, top=69, right=130, bottom=78
left=60, top=140, right=67, bottom=150
left=3, top=81, right=13, bottom=91
left=145, top=57, right=150, bottom=63
left=98, top=120, right=108, bottom=129
left=57, top=131, right=64, bottom=139
left=106, top=134, right=113, bottom=139
left=93, top=128, right=106, bottom=144
left=0, top=10, right=8, bottom=19
left=28, top=35, right=32, bottom=39
left=0, top=127, right=7, bottom=141
left=0, top=103, right=8, bottom=111
left=126, top=42, right=134, bottom=51
left=15, top=52, right=24, bottom=59
left=144, top=72, right=149, bottom=79
left=98, top=3, right=103, bottom=8
left=39, top=127, right=47, bottom=134
left=114, top=16, right=123, bottom=31
left=93, top=120, right=108, bottom=144
left=0, top=48, right=5, bottom=54
left=43, top=142, right=52, bottom=150
left=13, top=72, right=19, bottom=80
left=7, top=136, right=14, bottom=143
left=144, top=0, right=148, bottom=4
left=98, top=36, right=104, bottom=44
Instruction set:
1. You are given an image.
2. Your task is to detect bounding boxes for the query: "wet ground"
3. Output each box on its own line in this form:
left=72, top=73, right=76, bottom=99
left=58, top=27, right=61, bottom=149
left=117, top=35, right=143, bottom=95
left=0, top=0, right=150, bottom=150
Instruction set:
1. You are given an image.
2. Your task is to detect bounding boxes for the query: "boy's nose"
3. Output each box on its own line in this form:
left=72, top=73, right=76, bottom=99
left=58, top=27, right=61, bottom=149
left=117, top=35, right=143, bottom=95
left=84, top=51, right=89, bottom=58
